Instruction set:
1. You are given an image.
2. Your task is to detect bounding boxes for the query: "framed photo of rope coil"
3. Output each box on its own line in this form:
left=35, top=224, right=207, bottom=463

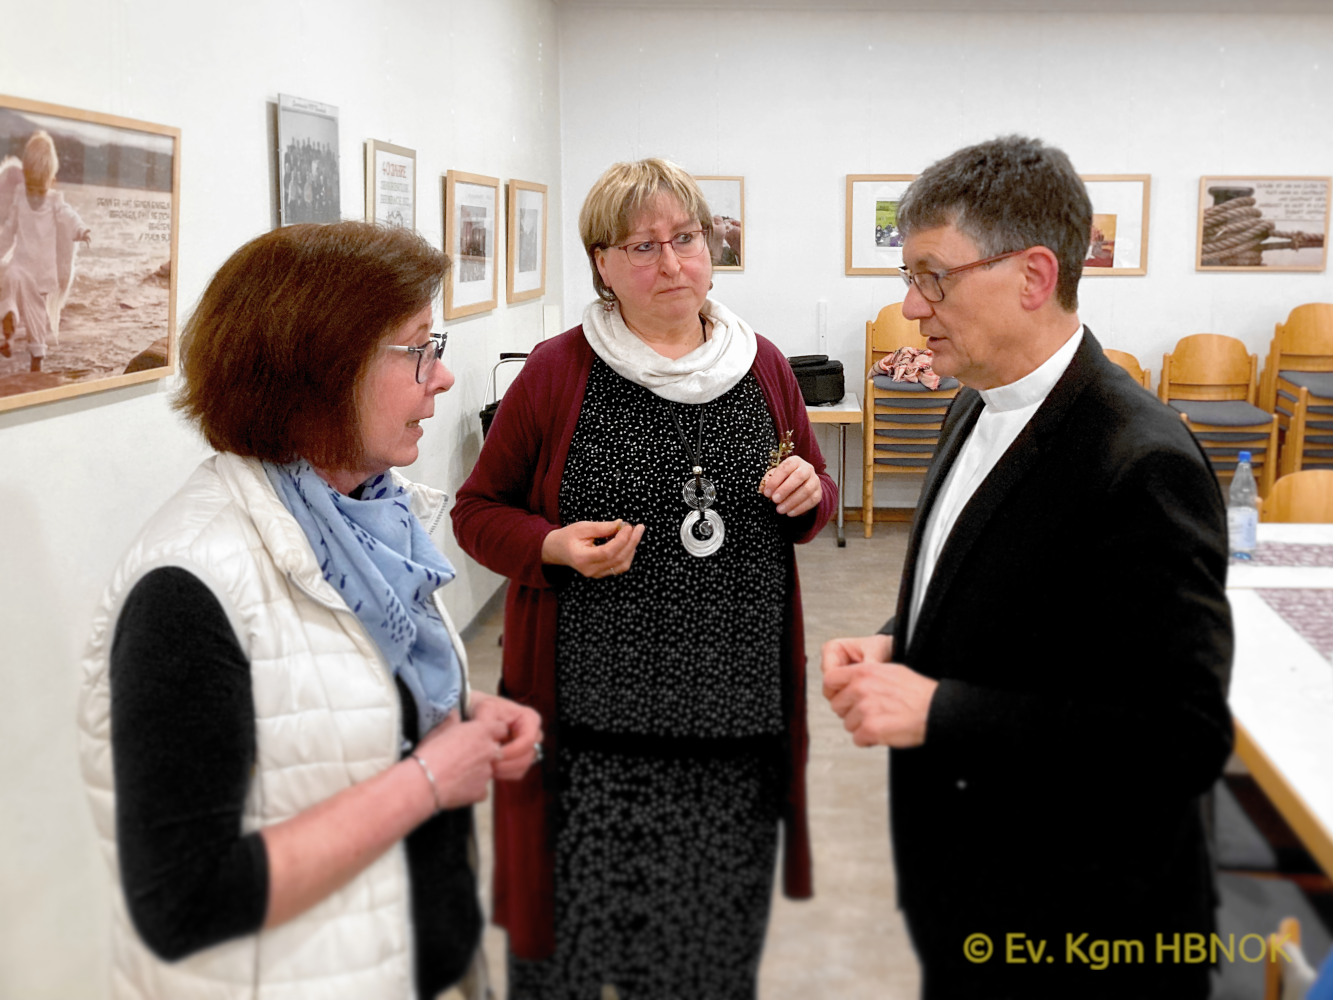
left=1196, top=177, right=1330, bottom=272
left=1081, top=175, right=1150, bottom=276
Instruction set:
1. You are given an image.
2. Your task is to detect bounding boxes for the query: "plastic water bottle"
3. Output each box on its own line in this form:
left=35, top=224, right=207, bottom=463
left=1228, top=451, right=1258, bottom=560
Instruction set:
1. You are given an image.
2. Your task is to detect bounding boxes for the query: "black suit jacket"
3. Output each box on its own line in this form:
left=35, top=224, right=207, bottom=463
left=886, top=330, right=1233, bottom=974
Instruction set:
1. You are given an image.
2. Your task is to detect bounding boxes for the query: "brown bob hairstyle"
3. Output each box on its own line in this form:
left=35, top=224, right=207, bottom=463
left=175, top=221, right=449, bottom=469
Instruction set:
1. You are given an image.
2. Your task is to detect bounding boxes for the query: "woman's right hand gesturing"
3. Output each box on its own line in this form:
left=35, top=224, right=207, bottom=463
left=541, top=519, right=646, bottom=578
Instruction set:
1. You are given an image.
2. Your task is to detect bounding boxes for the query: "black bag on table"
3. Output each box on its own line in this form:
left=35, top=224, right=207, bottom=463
left=787, top=354, right=845, bottom=405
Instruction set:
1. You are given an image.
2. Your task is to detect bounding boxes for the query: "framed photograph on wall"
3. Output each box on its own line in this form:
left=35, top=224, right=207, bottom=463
left=278, top=93, right=340, bottom=226
left=1081, top=175, right=1151, bottom=276
left=506, top=179, right=547, bottom=303
left=364, top=139, right=415, bottom=229
left=0, top=93, right=180, bottom=414
left=1196, top=176, right=1330, bottom=271
left=694, top=175, right=744, bottom=271
left=845, top=174, right=915, bottom=275
left=444, top=170, right=499, bottom=319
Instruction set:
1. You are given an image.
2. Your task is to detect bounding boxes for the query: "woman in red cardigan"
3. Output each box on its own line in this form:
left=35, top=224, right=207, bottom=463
left=452, top=158, right=836, bottom=999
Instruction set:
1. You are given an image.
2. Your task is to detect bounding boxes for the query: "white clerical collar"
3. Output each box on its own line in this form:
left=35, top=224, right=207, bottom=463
left=977, top=323, right=1084, bottom=413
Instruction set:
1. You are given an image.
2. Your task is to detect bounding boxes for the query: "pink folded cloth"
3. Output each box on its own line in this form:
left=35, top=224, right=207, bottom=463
left=873, top=346, right=941, bottom=390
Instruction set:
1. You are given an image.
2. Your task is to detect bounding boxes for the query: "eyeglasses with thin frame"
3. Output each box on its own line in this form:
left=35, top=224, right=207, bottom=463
left=383, top=330, right=447, bottom=383
left=611, top=230, right=708, bottom=268
left=898, top=249, right=1026, bottom=303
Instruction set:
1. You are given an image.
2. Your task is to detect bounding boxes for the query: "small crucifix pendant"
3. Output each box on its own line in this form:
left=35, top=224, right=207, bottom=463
left=758, top=430, right=795, bottom=492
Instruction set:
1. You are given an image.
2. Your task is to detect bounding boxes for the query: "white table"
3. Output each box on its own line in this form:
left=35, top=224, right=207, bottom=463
left=1227, top=524, right=1333, bottom=878
left=806, top=393, right=862, bottom=547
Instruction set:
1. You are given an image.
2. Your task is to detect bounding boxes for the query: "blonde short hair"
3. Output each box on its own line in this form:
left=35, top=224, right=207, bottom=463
left=579, top=158, right=712, bottom=305
left=23, top=131, right=58, bottom=192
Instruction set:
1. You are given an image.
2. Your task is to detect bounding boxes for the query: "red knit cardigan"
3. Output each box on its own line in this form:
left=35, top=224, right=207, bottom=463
left=451, top=325, right=836, bottom=959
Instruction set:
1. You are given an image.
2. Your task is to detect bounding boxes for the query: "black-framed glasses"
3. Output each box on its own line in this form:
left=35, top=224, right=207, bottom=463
left=384, top=330, right=447, bottom=383
left=898, top=249, right=1026, bottom=303
left=612, top=230, right=708, bottom=267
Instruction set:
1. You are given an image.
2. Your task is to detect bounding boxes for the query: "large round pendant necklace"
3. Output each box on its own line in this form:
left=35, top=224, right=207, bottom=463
left=666, top=400, right=725, bottom=558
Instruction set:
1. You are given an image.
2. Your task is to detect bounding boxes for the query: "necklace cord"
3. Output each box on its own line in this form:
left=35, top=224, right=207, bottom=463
left=666, top=402, right=706, bottom=497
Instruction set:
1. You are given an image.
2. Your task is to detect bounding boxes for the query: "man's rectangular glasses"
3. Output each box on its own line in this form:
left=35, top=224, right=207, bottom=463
left=384, top=330, right=447, bottom=383
left=898, top=249, right=1025, bottom=303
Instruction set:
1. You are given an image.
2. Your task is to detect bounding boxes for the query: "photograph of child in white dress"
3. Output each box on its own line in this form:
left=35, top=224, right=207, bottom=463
left=0, top=131, right=91, bottom=373
left=0, top=101, right=175, bottom=407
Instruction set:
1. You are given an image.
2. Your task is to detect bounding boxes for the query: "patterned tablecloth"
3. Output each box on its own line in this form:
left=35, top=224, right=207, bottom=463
left=1233, top=542, right=1333, bottom=661
left=1257, top=589, right=1333, bottom=662
left=1238, top=542, right=1333, bottom=568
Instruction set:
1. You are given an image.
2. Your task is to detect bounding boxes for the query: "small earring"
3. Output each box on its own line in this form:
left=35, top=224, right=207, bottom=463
left=602, top=294, right=616, bottom=314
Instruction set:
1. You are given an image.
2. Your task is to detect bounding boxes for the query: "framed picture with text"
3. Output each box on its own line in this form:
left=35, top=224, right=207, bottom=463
left=1081, top=175, right=1151, bottom=276
left=0, top=93, right=180, bottom=413
left=1196, top=176, right=1330, bottom=271
left=694, top=175, right=744, bottom=271
left=364, top=139, right=415, bottom=229
left=845, top=174, right=915, bottom=275
left=506, top=178, right=547, bottom=303
left=444, top=170, right=499, bottom=319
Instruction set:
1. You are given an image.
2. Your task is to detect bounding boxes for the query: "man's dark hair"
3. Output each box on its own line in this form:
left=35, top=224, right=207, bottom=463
left=174, top=221, right=449, bottom=469
left=897, top=135, right=1091, bottom=311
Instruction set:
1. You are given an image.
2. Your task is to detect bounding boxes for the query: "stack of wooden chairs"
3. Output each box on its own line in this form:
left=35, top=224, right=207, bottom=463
left=862, top=302, right=1333, bottom=520
left=1159, top=333, right=1278, bottom=497
left=1261, top=303, right=1333, bottom=476
left=1106, top=305, right=1333, bottom=505
left=862, top=303, right=960, bottom=537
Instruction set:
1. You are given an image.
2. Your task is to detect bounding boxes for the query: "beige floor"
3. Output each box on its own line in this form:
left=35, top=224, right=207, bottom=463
left=465, top=520, right=921, bottom=999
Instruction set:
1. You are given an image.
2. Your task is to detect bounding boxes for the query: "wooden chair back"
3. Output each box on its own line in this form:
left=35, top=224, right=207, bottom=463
left=1260, top=470, right=1333, bottom=522
left=1103, top=349, right=1151, bottom=390
left=865, top=302, right=928, bottom=377
left=1261, top=303, right=1333, bottom=410
left=1159, top=333, right=1257, bottom=404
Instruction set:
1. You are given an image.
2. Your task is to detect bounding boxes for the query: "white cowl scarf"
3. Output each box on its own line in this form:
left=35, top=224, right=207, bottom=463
left=582, top=296, right=758, bottom=404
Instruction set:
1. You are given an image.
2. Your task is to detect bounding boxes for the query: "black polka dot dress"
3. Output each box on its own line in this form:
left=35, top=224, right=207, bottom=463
left=507, top=357, right=788, bottom=1000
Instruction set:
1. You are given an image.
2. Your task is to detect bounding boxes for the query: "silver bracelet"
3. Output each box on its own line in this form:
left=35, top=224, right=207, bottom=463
left=410, top=753, right=443, bottom=813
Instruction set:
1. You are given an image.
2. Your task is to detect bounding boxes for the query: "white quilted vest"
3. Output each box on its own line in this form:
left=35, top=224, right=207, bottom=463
left=78, top=452, right=468, bottom=1000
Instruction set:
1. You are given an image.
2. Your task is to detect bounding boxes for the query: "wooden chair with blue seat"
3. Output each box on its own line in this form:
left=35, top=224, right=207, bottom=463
left=1159, top=333, right=1278, bottom=497
left=1259, top=304, right=1333, bottom=476
left=862, top=302, right=961, bottom=537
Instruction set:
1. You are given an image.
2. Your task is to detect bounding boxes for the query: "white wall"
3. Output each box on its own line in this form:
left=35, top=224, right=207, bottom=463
left=0, top=2, right=560, bottom=996
left=7, top=3, right=1333, bottom=994
left=557, top=6, right=1333, bottom=505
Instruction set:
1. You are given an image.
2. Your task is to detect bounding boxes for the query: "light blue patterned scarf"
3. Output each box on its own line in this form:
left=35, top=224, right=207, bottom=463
left=264, top=460, right=461, bottom=737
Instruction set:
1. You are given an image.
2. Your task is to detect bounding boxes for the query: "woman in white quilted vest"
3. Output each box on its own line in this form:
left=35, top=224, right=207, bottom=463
left=78, top=221, right=542, bottom=1000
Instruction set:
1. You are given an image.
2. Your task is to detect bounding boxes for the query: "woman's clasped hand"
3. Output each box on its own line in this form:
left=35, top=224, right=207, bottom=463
left=470, top=692, right=545, bottom=781
left=540, top=518, right=646, bottom=577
